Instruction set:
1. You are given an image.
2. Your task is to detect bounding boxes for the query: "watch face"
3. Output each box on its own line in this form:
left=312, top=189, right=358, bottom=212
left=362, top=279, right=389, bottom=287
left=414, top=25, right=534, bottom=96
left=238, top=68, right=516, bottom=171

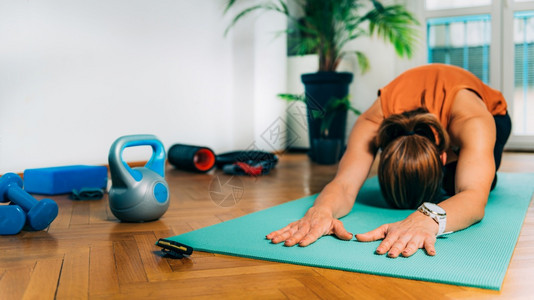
left=424, top=202, right=446, bottom=215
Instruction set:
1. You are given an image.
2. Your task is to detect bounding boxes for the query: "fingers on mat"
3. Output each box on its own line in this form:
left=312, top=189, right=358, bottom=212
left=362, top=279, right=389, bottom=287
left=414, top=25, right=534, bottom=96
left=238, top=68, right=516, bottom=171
left=424, top=236, right=437, bottom=256
left=401, top=240, right=420, bottom=257
left=284, top=223, right=311, bottom=247
left=332, top=220, right=352, bottom=240
left=266, top=222, right=296, bottom=239
left=355, top=224, right=388, bottom=242
left=268, top=224, right=299, bottom=244
left=386, top=232, right=414, bottom=258
left=297, top=225, right=324, bottom=247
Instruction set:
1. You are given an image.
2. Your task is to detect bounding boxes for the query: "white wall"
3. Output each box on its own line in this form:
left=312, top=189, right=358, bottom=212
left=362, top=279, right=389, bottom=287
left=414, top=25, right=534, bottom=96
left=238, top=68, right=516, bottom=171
left=230, top=3, right=288, bottom=152
left=0, top=0, right=287, bottom=173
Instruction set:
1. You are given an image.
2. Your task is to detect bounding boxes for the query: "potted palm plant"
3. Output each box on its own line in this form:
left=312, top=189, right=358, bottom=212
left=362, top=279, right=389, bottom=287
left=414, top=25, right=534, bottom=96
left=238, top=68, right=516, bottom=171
left=225, top=0, right=419, bottom=164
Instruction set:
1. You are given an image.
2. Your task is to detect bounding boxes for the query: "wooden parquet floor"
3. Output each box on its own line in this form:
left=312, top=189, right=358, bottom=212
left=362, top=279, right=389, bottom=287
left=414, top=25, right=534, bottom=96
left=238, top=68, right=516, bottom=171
left=1, top=152, right=533, bottom=299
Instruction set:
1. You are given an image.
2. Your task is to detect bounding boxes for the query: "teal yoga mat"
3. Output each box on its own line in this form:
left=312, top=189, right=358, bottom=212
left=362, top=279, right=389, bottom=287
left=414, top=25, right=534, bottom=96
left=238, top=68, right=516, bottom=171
left=167, top=173, right=534, bottom=290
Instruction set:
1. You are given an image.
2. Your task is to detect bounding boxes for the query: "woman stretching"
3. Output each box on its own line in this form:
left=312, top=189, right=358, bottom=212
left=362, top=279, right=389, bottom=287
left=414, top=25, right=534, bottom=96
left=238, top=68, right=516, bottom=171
left=267, top=64, right=511, bottom=258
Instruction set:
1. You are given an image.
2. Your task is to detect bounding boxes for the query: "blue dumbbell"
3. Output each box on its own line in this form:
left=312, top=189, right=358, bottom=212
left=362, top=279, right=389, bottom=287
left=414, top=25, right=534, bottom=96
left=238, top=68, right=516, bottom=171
left=0, top=173, right=58, bottom=231
left=0, top=205, right=26, bottom=235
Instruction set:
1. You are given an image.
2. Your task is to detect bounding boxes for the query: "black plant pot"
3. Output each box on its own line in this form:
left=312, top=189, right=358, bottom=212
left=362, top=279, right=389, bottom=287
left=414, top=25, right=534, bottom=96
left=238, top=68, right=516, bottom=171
left=311, top=138, right=344, bottom=165
left=301, top=72, right=353, bottom=163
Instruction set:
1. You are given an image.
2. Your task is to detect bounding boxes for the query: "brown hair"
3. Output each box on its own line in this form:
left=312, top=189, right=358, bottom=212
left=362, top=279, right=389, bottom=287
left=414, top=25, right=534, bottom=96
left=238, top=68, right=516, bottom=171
left=377, top=108, right=449, bottom=209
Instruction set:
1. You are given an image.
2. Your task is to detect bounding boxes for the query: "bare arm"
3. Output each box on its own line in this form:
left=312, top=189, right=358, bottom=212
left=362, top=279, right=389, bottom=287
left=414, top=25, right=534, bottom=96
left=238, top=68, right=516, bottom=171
left=313, top=99, right=382, bottom=218
left=356, top=89, right=497, bottom=257
left=438, top=89, right=496, bottom=232
left=266, top=98, right=382, bottom=246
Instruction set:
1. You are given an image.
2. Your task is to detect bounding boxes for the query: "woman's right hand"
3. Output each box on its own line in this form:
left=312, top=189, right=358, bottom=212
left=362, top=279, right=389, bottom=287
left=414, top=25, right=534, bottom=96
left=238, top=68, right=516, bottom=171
left=266, top=100, right=379, bottom=247
left=265, top=206, right=353, bottom=247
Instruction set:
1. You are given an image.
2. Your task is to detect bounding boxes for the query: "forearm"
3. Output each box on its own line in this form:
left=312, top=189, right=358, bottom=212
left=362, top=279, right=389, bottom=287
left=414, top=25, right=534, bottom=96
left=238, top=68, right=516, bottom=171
left=441, top=96, right=496, bottom=233
left=312, top=181, right=358, bottom=219
left=313, top=144, right=376, bottom=219
left=438, top=190, right=488, bottom=233
left=311, top=99, right=381, bottom=219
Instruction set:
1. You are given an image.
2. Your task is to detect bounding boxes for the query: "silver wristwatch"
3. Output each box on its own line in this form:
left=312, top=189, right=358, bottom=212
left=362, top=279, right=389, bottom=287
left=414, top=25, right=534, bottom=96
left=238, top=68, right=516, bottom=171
left=417, top=202, right=447, bottom=236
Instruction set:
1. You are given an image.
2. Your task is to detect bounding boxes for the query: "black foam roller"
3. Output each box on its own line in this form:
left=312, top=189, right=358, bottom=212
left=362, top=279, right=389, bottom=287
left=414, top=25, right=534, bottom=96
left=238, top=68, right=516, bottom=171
left=168, top=144, right=216, bottom=173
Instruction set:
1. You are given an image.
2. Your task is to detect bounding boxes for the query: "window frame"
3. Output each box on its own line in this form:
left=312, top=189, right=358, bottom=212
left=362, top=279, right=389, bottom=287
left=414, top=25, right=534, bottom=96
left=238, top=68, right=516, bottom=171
left=418, top=0, right=534, bottom=150
left=502, top=0, right=534, bottom=149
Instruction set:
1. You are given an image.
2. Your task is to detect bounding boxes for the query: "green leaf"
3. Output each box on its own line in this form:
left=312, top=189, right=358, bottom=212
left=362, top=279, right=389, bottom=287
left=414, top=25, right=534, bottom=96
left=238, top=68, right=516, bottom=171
left=278, top=0, right=289, bottom=15
left=223, top=0, right=238, bottom=15
left=277, top=93, right=306, bottom=102
left=316, top=95, right=360, bottom=137
left=225, top=0, right=420, bottom=71
left=224, top=5, right=268, bottom=36
left=348, top=106, right=362, bottom=115
left=363, top=4, right=420, bottom=59
left=354, top=51, right=370, bottom=74
left=224, top=2, right=291, bottom=36
left=311, top=110, right=325, bottom=120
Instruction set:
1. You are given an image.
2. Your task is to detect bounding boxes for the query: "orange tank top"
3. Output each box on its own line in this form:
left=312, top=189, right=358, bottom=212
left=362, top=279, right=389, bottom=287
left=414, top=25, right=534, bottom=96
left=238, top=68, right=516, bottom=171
left=378, top=64, right=507, bottom=129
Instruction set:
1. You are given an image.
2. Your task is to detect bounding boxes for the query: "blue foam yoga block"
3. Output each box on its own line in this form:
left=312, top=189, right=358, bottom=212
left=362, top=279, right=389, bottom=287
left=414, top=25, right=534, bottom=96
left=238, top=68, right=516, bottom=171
left=23, top=165, right=108, bottom=195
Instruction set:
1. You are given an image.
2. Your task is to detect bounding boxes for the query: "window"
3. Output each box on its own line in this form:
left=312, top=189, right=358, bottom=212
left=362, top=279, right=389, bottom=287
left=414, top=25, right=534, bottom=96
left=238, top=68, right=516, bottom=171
left=513, top=11, right=534, bottom=134
left=425, top=0, right=491, bottom=11
left=422, top=0, right=534, bottom=149
left=427, top=15, right=491, bottom=83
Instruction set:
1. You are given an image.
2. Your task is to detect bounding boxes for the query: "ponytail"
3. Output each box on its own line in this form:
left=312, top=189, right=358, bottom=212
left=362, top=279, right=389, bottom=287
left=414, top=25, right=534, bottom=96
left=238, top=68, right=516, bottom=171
left=377, top=108, right=449, bottom=209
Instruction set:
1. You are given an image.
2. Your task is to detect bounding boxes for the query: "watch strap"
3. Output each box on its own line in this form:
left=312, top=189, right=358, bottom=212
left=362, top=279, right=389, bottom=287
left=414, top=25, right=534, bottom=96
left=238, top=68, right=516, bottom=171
left=436, top=215, right=446, bottom=236
left=417, top=203, right=447, bottom=236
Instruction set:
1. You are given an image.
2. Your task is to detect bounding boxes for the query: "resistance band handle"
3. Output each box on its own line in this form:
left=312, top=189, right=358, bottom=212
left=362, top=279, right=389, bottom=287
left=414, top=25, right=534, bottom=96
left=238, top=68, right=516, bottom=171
left=156, top=238, right=193, bottom=258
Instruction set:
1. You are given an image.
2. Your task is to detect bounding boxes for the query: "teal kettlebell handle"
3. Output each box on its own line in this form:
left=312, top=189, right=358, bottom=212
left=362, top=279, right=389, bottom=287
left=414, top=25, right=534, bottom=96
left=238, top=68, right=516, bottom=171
left=108, top=134, right=166, bottom=188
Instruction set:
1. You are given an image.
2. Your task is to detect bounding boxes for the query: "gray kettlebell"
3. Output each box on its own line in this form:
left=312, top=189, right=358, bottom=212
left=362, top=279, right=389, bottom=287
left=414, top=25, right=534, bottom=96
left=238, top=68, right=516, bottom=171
left=108, top=134, right=170, bottom=222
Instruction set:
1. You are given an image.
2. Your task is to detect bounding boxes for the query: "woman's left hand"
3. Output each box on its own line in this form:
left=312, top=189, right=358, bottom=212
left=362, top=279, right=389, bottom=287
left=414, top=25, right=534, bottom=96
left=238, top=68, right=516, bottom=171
left=354, top=211, right=439, bottom=258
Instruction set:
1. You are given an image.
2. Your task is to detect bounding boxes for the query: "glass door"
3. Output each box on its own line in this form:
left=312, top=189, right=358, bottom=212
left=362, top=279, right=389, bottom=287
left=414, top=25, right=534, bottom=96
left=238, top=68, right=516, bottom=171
left=503, top=0, right=534, bottom=149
